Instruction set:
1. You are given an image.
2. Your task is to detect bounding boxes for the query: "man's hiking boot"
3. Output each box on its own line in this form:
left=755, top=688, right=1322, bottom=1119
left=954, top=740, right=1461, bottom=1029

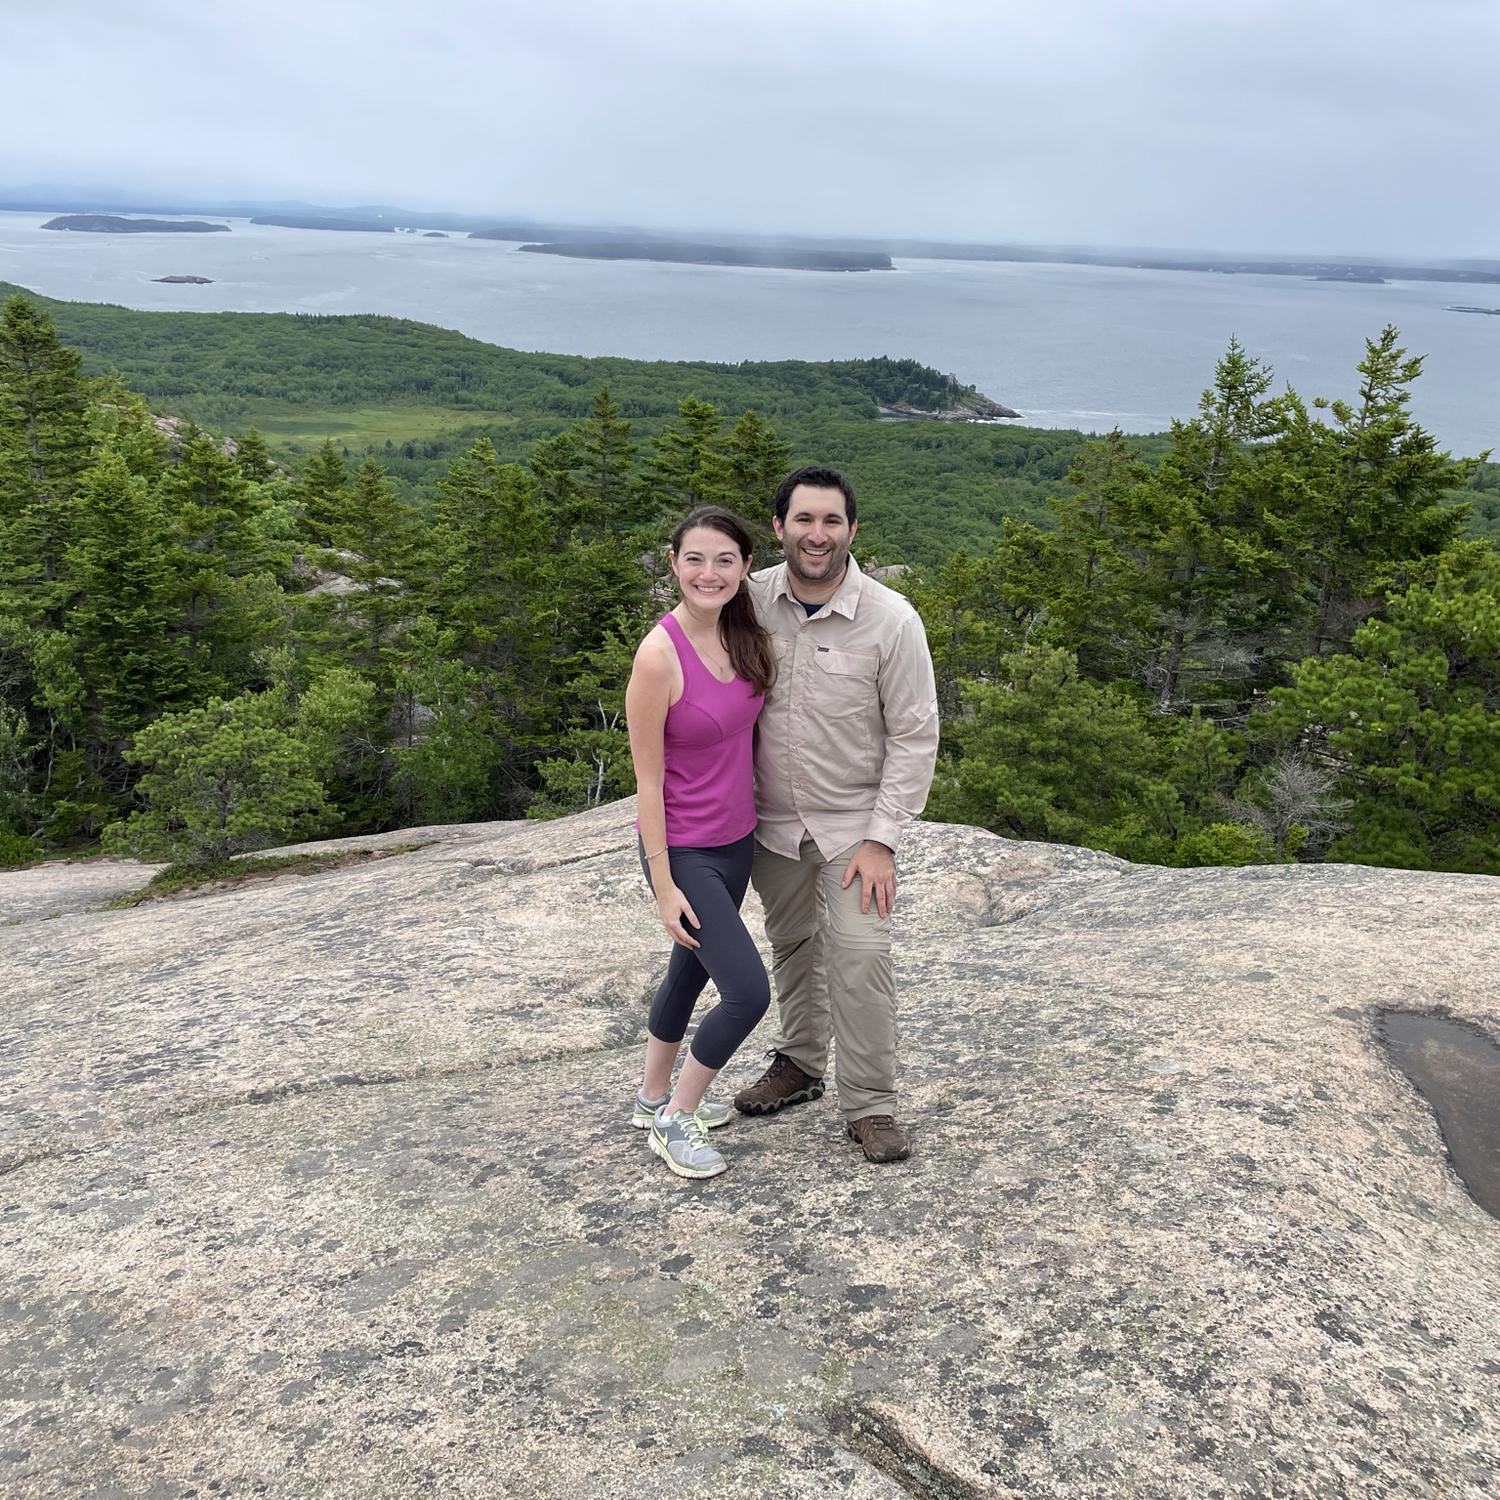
left=733, top=1052, right=825, bottom=1115
left=845, top=1114, right=910, bottom=1163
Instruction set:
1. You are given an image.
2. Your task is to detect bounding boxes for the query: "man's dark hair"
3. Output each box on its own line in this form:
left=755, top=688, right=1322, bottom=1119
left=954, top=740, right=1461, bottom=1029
left=772, top=464, right=856, bottom=525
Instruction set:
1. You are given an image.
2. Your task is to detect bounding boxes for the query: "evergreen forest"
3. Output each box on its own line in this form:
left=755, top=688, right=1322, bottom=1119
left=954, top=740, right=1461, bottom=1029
left=1, top=288, right=1496, bottom=878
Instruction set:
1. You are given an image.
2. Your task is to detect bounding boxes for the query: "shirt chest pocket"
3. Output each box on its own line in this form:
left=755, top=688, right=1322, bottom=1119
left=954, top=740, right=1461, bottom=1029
left=811, top=648, right=879, bottom=719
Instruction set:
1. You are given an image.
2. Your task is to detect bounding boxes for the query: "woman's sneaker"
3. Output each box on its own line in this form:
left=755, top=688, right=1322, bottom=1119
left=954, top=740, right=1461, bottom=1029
left=649, top=1107, right=727, bottom=1179
left=631, top=1090, right=731, bottom=1130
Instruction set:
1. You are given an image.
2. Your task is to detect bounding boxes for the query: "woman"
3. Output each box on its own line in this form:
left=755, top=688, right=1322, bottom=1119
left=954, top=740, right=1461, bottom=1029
left=626, top=506, right=776, bottom=1180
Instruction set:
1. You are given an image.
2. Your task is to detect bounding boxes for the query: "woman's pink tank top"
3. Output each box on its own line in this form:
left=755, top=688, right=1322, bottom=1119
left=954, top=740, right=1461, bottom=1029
left=658, top=613, right=764, bottom=847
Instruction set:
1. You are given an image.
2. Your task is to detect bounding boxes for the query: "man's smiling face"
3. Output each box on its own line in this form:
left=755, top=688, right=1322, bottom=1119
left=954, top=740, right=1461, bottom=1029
left=774, top=483, right=857, bottom=590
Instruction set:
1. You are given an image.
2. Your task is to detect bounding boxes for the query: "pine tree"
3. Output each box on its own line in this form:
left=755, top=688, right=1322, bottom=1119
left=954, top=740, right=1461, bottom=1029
left=296, top=440, right=351, bottom=546
left=314, top=459, right=415, bottom=684
left=724, top=408, right=791, bottom=526
left=426, top=440, right=556, bottom=811
left=1259, top=548, right=1500, bottom=873
left=233, top=427, right=276, bottom=483
left=388, top=626, right=499, bottom=825
left=930, top=646, right=1170, bottom=849
left=428, top=439, right=551, bottom=661
left=1281, top=327, right=1475, bottom=658
left=65, top=452, right=190, bottom=760
left=574, top=385, right=637, bottom=531
left=637, top=397, right=735, bottom=522
left=1166, top=710, right=1245, bottom=824
left=0, top=295, right=94, bottom=623
left=159, top=432, right=262, bottom=575
left=1121, top=339, right=1292, bottom=713
left=155, top=433, right=280, bottom=697
left=995, top=431, right=1155, bottom=682
left=528, top=429, right=584, bottom=533
left=341, top=458, right=413, bottom=574
left=900, top=547, right=1020, bottom=720
left=90, top=374, right=169, bottom=484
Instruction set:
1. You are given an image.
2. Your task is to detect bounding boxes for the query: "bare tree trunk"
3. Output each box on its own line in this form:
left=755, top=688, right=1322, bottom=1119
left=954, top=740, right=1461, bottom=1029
left=1156, top=623, right=1187, bottom=714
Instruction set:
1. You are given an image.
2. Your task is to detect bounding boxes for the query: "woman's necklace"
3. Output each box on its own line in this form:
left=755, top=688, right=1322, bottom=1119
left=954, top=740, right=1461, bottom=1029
left=679, top=619, right=734, bottom=681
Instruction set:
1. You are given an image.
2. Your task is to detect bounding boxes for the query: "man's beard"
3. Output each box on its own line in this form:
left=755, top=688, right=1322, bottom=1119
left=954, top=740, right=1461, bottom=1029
left=786, top=540, right=848, bottom=587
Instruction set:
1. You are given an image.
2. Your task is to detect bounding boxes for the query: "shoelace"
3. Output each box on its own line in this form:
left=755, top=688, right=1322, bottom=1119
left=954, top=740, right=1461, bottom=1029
left=659, top=1110, right=711, bottom=1152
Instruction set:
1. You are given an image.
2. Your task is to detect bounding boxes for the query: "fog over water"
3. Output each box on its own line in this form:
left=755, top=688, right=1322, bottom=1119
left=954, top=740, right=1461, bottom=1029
left=6, top=2, right=1500, bottom=256
left=2, top=213, right=1495, bottom=455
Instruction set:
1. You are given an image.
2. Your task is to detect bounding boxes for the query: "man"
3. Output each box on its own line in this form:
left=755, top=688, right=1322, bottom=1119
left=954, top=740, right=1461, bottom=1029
left=733, top=465, right=939, bottom=1162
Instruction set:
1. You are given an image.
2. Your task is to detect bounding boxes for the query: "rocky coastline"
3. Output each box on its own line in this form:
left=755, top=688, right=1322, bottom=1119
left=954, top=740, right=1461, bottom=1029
left=879, top=392, right=1021, bottom=422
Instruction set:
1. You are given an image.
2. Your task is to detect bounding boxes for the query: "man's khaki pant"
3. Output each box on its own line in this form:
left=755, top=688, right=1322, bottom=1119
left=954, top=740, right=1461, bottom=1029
left=751, top=835, right=896, bottom=1121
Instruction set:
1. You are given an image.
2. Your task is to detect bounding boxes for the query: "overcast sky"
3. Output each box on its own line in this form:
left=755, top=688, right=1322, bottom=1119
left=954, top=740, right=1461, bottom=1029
left=3, top=0, right=1496, bottom=257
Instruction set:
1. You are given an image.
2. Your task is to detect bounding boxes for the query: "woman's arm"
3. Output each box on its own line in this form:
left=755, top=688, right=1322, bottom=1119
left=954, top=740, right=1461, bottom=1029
left=626, top=633, right=700, bottom=949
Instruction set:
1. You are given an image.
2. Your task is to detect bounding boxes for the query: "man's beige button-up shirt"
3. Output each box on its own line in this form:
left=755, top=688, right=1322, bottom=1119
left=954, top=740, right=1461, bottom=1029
left=749, top=557, right=940, bottom=861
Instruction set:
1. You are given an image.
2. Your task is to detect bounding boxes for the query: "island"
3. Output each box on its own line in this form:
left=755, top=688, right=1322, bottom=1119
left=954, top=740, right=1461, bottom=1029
left=1313, top=272, right=1387, bottom=284
left=42, top=215, right=229, bottom=234
left=1448, top=304, right=1500, bottom=316
left=506, top=238, right=893, bottom=272
left=153, top=275, right=214, bottom=284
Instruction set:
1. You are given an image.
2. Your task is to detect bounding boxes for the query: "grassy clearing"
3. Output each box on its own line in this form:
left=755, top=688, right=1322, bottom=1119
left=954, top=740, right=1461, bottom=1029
left=246, top=402, right=504, bottom=450
left=106, top=842, right=429, bottom=907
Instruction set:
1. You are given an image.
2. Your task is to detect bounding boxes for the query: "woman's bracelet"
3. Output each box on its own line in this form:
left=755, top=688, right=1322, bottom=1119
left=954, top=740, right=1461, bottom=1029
left=643, top=845, right=668, bottom=860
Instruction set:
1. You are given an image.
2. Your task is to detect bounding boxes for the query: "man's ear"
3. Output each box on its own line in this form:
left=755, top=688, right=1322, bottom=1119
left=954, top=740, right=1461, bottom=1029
left=848, top=519, right=858, bottom=543
left=772, top=517, right=785, bottom=542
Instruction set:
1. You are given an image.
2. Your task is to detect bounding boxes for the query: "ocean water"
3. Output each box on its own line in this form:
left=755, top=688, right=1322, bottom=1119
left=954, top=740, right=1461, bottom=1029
left=2, top=211, right=1495, bottom=455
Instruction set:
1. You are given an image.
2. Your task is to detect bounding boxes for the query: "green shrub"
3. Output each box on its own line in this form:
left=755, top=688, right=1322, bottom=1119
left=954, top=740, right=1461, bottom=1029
left=0, top=823, right=39, bottom=869
left=103, top=696, right=331, bottom=867
left=1172, top=822, right=1274, bottom=868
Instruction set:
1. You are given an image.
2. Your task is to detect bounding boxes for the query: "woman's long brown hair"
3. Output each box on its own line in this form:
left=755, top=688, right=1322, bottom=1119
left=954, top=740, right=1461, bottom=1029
left=671, top=506, right=776, bottom=697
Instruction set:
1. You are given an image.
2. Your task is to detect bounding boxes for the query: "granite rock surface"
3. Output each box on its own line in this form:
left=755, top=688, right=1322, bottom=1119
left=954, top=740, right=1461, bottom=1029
left=0, top=858, right=167, bottom=924
left=1, top=802, right=1497, bottom=1499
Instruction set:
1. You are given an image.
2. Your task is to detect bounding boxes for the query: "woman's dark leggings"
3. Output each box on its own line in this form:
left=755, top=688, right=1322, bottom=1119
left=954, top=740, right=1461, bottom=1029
left=640, top=833, right=770, bottom=1070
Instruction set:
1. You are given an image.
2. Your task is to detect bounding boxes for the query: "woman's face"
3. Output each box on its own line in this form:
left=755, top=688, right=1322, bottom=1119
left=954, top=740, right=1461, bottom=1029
left=670, top=526, right=751, bottom=610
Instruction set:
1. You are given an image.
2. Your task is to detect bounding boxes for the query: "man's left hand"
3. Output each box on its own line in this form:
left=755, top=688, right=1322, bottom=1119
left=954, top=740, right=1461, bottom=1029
left=842, top=839, right=897, bottom=918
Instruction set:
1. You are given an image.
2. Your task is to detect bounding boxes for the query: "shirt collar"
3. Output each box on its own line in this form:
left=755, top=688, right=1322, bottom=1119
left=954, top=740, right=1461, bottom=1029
left=769, top=554, right=864, bottom=620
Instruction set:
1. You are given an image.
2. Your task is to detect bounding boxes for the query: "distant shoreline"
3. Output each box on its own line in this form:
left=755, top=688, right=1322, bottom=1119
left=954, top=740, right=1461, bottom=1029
left=250, top=215, right=393, bottom=233
left=510, top=239, right=894, bottom=273
left=9, top=200, right=1498, bottom=284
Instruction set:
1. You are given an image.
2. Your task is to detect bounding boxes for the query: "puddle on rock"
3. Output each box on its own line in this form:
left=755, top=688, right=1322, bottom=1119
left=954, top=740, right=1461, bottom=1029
left=1380, top=1010, right=1500, bottom=1223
